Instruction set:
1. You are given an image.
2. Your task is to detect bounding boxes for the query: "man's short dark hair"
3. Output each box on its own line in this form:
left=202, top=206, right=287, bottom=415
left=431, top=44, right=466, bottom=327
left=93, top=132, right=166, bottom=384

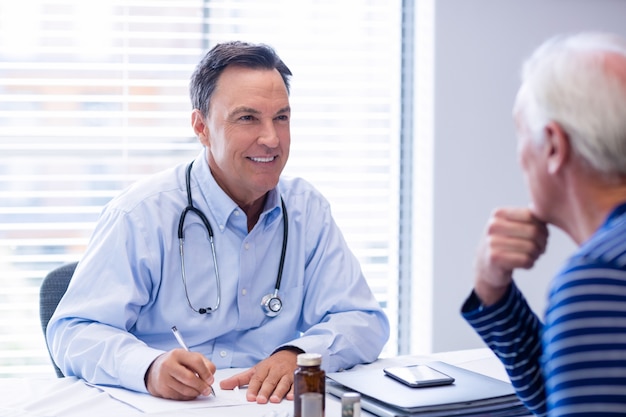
left=190, top=41, right=293, bottom=116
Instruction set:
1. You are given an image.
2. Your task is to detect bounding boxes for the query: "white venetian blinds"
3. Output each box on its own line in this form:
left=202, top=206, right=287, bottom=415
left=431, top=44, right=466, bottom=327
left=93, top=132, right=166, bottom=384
left=0, top=0, right=400, bottom=377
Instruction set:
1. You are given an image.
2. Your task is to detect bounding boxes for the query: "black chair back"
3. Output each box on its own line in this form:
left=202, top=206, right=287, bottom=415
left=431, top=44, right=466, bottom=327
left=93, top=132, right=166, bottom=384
left=39, top=262, right=78, bottom=378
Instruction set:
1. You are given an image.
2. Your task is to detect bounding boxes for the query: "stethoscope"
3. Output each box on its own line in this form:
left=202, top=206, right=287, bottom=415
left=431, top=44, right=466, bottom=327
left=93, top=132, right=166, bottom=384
left=178, top=161, right=288, bottom=317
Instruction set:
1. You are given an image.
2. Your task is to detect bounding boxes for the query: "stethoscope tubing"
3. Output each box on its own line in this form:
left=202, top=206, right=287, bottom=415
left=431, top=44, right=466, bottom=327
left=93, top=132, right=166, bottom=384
left=178, top=161, right=287, bottom=316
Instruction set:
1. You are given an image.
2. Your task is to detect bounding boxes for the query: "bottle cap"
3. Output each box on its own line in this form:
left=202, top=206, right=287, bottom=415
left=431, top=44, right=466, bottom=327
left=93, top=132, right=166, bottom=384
left=297, top=352, right=322, bottom=366
left=342, top=391, right=361, bottom=403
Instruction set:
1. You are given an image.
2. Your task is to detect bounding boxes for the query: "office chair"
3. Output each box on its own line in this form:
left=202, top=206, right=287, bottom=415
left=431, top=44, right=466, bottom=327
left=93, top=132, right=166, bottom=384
left=39, top=261, right=78, bottom=378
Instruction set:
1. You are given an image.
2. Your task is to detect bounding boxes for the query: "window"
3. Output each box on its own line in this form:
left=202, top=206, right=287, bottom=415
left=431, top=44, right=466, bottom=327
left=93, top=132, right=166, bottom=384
left=0, top=0, right=400, bottom=377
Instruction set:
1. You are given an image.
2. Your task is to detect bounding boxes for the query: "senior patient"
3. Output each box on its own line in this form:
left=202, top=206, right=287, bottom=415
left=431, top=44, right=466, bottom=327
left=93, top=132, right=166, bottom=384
left=47, top=41, right=389, bottom=403
left=462, top=32, right=626, bottom=416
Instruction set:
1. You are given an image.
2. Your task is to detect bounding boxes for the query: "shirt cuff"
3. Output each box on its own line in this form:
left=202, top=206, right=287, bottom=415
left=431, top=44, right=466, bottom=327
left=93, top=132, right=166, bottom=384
left=461, top=290, right=484, bottom=313
left=118, top=346, right=165, bottom=393
left=461, top=283, right=514, bottom=318
left=272, top=345, right=305, bottom=356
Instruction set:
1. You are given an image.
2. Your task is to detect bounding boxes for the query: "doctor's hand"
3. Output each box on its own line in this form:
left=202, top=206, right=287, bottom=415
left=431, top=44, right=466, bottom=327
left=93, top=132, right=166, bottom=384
left=145, top=349, right=216, bottom=400
left=474, top=207, right=548, bottom=307
left=220, top=349, right=299, bottom=404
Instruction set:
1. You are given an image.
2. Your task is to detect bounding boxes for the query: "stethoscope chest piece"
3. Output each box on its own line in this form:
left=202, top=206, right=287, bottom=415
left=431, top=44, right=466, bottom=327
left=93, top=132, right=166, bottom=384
left=261, top=291, right=283, bottom=317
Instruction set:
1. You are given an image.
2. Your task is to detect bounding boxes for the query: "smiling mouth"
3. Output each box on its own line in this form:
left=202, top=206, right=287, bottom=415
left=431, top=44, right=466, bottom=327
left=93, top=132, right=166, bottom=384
left=248, top=156, right=277, bottom=163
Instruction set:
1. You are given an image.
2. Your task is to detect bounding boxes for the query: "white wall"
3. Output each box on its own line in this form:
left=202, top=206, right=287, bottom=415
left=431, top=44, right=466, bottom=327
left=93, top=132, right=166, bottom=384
left=420, top=0, right=626, bottom=353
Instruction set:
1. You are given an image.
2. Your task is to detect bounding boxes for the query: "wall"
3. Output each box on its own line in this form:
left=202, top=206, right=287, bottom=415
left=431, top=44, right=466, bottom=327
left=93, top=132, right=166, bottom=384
left=421, top=0, right=626, bottom=353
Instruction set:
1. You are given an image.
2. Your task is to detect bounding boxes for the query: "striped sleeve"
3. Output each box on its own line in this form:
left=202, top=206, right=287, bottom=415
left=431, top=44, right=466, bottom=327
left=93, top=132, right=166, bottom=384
left=462, top=205, right=626, bottom=416
left=462, top=283, right=548, bottom=416
left=542, top=264, right=626, bottom=416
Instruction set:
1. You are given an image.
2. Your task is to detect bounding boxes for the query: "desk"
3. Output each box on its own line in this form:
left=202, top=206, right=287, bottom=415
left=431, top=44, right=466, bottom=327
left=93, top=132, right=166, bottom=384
left=0, top=348, right=526, bottom=417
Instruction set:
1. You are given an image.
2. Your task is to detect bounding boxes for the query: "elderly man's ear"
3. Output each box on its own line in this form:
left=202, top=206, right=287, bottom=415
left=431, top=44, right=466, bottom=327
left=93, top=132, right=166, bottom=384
left=543, top=121, right=571, bottom=175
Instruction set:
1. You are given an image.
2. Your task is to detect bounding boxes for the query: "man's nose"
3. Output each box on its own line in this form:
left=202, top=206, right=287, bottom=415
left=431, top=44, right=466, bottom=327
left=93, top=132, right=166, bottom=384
left=257, top=120, right=280, bottom=147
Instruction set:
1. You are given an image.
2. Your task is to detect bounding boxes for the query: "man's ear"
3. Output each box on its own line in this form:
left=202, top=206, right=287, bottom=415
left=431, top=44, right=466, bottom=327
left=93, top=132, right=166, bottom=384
left=191, top=109, right=210, bottom=147
left=544, top=121, right=571, bottom=175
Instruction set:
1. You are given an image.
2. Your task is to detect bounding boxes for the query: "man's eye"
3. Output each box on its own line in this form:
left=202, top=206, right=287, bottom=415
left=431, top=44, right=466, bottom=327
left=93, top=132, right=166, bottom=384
left=276, top=115, right=289, bottom=121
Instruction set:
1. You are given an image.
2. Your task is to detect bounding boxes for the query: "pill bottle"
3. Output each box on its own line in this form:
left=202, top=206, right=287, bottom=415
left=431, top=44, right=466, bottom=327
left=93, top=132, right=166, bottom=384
left=341, top=392, right=361, bottom=417
left=294, top=353, right=325, bottom=417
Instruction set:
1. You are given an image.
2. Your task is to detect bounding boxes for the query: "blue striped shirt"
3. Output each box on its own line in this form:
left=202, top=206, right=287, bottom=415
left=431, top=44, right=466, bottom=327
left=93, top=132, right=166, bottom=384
left=462, top=202, right=626, bottom=416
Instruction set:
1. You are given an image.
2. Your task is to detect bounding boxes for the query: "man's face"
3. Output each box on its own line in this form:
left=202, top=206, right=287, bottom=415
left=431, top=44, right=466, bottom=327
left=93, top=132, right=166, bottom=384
left=194, top=65, right=290, bottom=207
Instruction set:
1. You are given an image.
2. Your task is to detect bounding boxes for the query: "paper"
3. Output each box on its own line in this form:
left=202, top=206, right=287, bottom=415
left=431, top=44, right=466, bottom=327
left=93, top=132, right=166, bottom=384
left=0, top=408, right=56, bottom=417
left=88, top=368, right=250, bottom=413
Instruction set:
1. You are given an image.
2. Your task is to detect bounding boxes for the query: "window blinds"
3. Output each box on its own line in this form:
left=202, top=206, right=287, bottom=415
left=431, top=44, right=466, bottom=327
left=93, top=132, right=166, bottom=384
left=0, top=0, right=400, bottom=377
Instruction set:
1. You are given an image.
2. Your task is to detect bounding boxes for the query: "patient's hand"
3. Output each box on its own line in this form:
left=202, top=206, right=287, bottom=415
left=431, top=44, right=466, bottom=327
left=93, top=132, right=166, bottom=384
left=474, top=207, right=548, bottom=306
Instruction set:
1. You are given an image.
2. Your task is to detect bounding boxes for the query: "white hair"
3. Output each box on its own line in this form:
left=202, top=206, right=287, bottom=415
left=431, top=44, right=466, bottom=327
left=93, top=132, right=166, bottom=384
left=513, top=32, right=626, bottom=176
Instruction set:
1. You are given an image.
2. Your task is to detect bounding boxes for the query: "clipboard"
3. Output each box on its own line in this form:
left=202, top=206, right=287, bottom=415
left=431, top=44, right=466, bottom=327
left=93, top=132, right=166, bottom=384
left=326, top=361, right=528, bottom=417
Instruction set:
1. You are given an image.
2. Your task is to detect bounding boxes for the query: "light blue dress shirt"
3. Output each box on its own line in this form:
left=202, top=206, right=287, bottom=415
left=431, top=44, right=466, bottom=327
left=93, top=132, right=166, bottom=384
left=47, top=150, right=390, bottom=393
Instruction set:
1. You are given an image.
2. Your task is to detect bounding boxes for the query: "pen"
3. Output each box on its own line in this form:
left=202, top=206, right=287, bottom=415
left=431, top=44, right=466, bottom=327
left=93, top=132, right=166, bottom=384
left=170, top=325, right=216, bottom=397
left=171, top=325, right=189, bottom=351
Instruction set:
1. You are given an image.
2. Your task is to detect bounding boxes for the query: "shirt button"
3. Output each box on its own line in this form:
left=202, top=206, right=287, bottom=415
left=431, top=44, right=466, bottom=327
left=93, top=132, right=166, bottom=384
left=242, top=288, right=247, bottom=296
left=220, top=350, right=228, bottom=358
left=244, top=243, right=250, bottom=250
left=234, top=210, right=240, bottom=216
left=219, top=224, right=225, bottom=230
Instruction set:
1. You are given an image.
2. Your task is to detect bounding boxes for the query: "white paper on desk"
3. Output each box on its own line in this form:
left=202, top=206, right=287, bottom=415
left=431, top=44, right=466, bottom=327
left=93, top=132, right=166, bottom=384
left=87, top=368, right=249, bottom=413
left=0, top=408, right=56, bottom=417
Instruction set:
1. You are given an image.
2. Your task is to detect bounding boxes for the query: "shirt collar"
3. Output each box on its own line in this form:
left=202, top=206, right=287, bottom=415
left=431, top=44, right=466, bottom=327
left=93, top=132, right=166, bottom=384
left=602, top=200, right=626, bottom=230
left=190, top=149, right=283, bottom=233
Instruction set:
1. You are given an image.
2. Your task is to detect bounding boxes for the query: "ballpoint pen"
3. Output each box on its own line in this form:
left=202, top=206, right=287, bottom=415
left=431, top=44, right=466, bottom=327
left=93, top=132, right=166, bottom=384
left=171, top=325, right=216, bottom=396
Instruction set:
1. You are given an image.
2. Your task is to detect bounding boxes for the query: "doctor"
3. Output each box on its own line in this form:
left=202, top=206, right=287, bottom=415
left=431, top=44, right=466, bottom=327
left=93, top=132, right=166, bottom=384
left=47, top=41, right=389, bottom=404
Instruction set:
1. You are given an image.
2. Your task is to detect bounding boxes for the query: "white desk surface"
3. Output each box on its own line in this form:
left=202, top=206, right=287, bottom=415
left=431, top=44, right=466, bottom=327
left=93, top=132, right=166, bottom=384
left=0, top=348, right=522, bottom=417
